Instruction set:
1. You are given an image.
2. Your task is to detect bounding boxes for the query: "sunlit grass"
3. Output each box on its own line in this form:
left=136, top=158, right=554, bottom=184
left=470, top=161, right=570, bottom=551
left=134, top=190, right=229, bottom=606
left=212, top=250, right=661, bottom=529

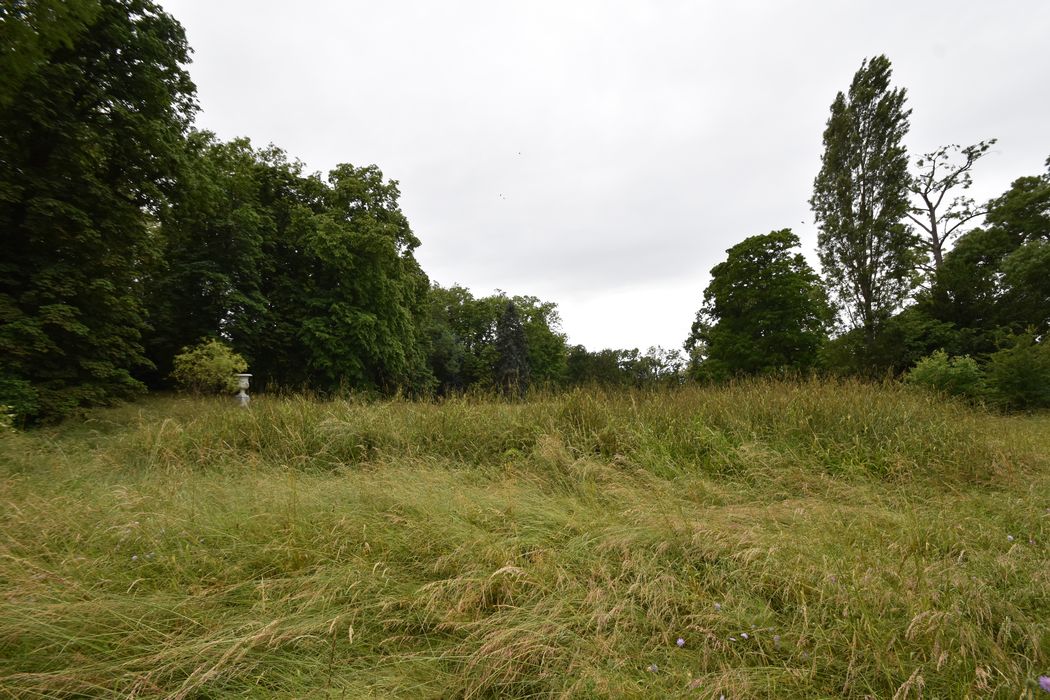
left=1, top=380, right=1048, bottom=697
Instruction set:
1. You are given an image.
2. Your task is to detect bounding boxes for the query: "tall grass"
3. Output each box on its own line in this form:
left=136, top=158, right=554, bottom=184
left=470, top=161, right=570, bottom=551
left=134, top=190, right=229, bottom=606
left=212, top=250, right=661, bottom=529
left=1, top=380, right=1048, bottom=697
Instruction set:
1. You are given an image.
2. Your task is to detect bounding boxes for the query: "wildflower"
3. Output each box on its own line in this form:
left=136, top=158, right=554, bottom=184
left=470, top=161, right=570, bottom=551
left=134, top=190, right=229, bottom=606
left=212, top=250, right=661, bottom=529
left=713, top=603, right=721, bottom=611
left=676, top=637, right=685, bottom=648
left=773, top=634, right=781, bottom=647
left=1007, top=535, right=1015, bottom=542
left=131, top=554, right=138, bottom=561
left=729, top=636, right=737, bottom=642
left=1040, top=675, right=1050, bottom=692
left=741, top=632, right=749, bottom=639
left=648, top=663, right=659, bottom=673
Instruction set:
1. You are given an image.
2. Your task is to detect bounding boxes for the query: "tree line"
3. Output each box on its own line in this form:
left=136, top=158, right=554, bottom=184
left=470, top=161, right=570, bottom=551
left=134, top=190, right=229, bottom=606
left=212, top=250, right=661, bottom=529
left=687, top=56, right=1048, bottom=407
left=1, top=2, right=1047, bottom=421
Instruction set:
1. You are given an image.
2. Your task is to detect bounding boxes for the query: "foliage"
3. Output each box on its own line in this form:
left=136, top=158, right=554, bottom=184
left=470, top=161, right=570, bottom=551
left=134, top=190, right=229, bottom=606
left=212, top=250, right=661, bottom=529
left=918, top=160, right=1050, bottom=357
left=495, top=300, right=530, bottom=397
left=0, top=0, right=101, bottom=106
left=810, top=55, right=918, bottom=341
left=0, top=0, right=197, bottom=421
left=424, top=285, right=567, bottom=393
left=170, top=339, right=248, bottom=395
left=1, top=385, right=1048, bottom=697
left=985, top=333, right=1050, bottom=410
left=147, top=135, right=434, bottom=394
left=905, top=350, right=986, bottom=402
left=687, top=229, right=833, bottom=378
left=908, top=140, right=996, bottom=272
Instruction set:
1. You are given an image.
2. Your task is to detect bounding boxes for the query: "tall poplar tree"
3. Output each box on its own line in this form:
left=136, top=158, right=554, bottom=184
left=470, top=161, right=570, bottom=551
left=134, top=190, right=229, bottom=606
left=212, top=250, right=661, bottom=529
left=810, top=55, right=917, bottom=346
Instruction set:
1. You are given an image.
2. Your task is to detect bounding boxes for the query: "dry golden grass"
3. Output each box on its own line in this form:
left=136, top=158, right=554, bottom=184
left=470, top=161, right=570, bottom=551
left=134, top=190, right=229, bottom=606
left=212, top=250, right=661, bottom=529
left=1, top=380, right=1048, bottom=697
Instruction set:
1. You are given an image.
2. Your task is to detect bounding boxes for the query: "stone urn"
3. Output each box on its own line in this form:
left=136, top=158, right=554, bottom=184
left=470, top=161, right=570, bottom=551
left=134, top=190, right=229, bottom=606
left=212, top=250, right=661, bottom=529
left=234, top=373, right=252, bottom=407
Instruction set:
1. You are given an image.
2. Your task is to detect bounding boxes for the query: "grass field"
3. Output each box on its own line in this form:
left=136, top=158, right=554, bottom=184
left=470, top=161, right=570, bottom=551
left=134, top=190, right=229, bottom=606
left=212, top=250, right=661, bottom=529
left=1, top=381, right=1048, bottom=698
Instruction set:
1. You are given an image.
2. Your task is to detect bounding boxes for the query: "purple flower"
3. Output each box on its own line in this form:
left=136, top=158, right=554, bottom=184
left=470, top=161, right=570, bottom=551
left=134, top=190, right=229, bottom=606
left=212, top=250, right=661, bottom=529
left=729, top=636, right=737, bottom=642
left=713, top=603, right=721, bottom=611
left=1040, top=675, right=1050, bottom=692
left=1007, top=535, right=1015, bottom=542
left=648, top=663, right=658, bottom=673
left=676, top=637, right=685, bottom=648
left=773, top=634, right=781, bottom=647
left=740, top=632, right=749, bottom=640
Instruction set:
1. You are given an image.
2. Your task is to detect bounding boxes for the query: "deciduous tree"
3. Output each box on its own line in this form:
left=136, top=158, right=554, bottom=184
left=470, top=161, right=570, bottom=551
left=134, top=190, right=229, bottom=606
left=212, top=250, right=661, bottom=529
left=810, top=55, right=916, bottom=344
left=908, top=139, right=996, bottom=273
left=687, top=229, right=832, bottom=379
left=0, top=0, right=196, bottom=419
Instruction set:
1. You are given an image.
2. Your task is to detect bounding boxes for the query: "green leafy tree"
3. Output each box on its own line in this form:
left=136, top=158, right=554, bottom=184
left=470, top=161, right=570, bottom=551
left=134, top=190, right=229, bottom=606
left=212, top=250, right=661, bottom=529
left=0, top=0, right=197, bottom=419
left=495, top=300, right=530, bottom=397
left=905, top=350, right=986, bottom=402
left=170, top=339, right=247, bottom=395
left=510, top=295, right=568, bottom=386
left=919, top=159, right=1050, bottom=355
left=686, top=229, right=833, bottom=378
left=292, top=163, right=433, bottom=392
left=985, top=332, right=1050, bottom=411
left=144, top=132, right=276, bottom=384
left=0, top=0, right=100, bottom=106
left=810, top=55, right=917, bottom=345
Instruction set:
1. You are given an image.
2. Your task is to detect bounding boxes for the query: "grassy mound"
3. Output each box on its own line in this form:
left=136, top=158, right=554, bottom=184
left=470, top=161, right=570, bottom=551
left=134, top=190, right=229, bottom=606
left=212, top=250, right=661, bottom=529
left=1, top=381, right=1048, bottom=697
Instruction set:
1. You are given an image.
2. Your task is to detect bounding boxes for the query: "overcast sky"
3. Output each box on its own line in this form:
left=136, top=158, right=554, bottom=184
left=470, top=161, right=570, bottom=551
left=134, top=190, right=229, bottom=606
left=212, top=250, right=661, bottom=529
left=161, top=0, right=1050, bottom=352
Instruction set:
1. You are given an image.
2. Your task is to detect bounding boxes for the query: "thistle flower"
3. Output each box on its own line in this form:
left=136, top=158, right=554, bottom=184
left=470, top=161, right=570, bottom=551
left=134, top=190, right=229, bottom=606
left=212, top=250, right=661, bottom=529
left=648, top=663, right=659, bottom=673
left=676, top=637, right=685, bottom=648
left=713, top=603, right=721, bottom=611
left=1039, top=675, right=1050, bottom=692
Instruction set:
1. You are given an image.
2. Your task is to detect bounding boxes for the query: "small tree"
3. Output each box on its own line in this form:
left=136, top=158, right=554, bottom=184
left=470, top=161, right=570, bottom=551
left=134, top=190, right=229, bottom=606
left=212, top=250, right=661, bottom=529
left=905, top=350, right=986, bottom=402
left=495, top=301, right=530, bottom=397
left=170, top=339, right=247, bottom=395
left=686, top=229, right=833, bottom=378
left=985, top=333, right=1050, bottom=411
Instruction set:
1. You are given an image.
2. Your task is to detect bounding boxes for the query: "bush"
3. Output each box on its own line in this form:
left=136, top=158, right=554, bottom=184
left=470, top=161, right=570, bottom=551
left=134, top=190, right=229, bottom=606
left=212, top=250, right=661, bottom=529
left=0, top=377, right=39, bottom=427
left=171, top=340, right=248, bottom=395
left=985, top=333, right=1050, bottom=410
left=905, top=350, right=987, bottom=402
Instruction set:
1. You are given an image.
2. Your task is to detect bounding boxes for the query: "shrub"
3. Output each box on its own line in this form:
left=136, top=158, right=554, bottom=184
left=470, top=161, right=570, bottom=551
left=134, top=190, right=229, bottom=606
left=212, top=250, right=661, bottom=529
left=985, top=333, right=1050, bottom=410
left=171, top=340, right=248, bottom=395
left=905, top=350, right=987, bottom=402
left=0, top=377, right=39, bottom=427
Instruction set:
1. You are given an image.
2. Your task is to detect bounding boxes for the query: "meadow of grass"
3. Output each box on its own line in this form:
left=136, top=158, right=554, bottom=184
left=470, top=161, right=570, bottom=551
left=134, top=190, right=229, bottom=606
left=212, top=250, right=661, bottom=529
left=1, top=380, right=1048, bottom=698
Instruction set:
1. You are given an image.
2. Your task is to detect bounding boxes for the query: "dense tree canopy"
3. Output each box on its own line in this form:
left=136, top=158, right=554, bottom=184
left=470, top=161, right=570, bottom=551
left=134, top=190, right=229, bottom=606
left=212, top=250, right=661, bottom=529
left=147, top=134, right=433, bottom=394
left=0, top=0, right=196, bottom=419
left=686, top=230, right=833, bottom=379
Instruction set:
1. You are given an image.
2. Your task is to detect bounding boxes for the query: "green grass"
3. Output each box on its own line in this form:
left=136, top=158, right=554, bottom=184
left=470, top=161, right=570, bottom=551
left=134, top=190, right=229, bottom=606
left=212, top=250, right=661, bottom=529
left=1, top=380, right=1048, bottom=698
